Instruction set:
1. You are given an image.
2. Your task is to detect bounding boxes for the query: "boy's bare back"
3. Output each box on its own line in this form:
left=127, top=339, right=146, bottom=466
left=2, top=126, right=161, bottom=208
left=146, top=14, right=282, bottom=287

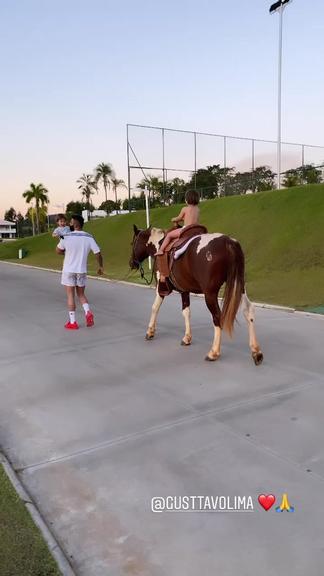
left=182, top=204, right=200, bottom=226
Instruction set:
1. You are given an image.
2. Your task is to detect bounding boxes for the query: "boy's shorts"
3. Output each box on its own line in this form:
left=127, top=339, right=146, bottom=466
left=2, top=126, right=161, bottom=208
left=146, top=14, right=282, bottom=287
left=61, top=272, right=87, bottom=287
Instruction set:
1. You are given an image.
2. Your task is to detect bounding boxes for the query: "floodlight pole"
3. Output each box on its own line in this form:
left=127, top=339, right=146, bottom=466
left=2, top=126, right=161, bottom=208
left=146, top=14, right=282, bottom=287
left=270, top=0, right=292, bottom=189
left=277, top=4, right=283, bottom=189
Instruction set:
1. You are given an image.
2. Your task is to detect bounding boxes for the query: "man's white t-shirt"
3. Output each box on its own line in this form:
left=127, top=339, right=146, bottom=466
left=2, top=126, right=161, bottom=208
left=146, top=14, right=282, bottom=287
left=57, top=231, right=100, bottom=274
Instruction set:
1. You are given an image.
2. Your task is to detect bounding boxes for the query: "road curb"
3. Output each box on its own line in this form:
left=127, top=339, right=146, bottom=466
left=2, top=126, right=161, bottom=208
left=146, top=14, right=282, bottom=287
left=0, top=452, right=76, bottom=576
left=1, top=260, right=323, bottom=318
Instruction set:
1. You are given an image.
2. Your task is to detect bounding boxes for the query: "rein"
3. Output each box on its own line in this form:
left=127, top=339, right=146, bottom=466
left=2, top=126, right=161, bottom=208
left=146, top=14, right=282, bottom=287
left=131, top=231, right=156, bottom=286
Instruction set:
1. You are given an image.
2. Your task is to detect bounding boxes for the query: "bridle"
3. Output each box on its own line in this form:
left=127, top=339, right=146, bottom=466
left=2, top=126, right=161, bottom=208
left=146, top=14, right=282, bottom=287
left=131, top=231, right=156, bottom=286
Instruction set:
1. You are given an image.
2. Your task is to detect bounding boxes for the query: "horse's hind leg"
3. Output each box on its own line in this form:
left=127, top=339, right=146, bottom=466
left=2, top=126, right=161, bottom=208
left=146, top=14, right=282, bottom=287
left=181, top=292, right=192, bottom=346
left=146, top=291, right=164, bottom=340
left=241, top=292, right=264, bottom=365
left=204, top=293, right=222, bottom=361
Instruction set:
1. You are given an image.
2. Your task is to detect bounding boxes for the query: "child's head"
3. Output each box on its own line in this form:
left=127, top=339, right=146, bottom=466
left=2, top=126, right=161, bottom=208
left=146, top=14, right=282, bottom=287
left=56, top=214, right=67, bottom=227
left=185, top=190, right=200, bottom=205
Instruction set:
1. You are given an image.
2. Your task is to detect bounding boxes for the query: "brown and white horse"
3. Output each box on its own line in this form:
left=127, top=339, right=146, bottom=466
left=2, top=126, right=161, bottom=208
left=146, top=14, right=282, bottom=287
left=129, top=225, right=263, bottom=364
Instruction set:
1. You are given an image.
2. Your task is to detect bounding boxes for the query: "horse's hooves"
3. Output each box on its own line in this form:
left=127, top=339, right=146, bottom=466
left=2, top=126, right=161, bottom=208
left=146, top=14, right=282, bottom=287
left=252, top=351, right=263, bottom=366
left=145, top=333, right=154, bottom=341
left=205, top=354, right=219, bottom=362
left=181, top=339, right=191, bottom=346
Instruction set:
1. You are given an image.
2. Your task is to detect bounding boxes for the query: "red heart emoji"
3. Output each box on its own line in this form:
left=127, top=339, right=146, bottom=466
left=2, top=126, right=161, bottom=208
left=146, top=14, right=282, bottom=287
left=258, top=494, right=275, bottom=511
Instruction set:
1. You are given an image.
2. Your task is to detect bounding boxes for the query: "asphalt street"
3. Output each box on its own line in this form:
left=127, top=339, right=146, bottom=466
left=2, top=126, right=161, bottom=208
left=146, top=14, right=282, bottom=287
left=1, top=261, right=324, bottom=576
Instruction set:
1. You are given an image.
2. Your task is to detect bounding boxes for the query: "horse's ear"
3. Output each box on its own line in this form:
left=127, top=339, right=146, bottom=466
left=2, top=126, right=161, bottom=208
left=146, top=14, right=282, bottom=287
left=133, top=224, right=139, bottom=235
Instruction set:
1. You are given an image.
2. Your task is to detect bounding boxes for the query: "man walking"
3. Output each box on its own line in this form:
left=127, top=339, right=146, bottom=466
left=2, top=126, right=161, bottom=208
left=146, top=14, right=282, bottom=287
left=56, top=214, right=104, bottom=329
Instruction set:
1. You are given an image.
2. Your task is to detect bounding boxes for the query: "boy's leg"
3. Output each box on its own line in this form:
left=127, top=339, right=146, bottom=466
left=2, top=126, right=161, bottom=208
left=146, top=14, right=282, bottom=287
left=76, top=279, right=94, bottom=327
left=156, top=228, right=181, bottom=255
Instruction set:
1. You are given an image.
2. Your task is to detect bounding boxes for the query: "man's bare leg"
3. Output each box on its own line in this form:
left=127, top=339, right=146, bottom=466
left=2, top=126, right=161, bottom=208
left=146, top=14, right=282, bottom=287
left=65, top=286, right=79, bottom=328
left=76, top=286, right=94, bottom=327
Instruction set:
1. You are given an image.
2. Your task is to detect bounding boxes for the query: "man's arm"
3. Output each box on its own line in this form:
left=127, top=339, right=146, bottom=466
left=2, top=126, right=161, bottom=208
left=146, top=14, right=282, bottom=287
left=95, top=252, right=104, bottom=275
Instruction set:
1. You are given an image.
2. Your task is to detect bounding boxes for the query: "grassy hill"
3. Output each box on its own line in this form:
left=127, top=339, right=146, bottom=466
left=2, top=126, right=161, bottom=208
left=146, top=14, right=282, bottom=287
left=1, top=184, right=324, bottom=308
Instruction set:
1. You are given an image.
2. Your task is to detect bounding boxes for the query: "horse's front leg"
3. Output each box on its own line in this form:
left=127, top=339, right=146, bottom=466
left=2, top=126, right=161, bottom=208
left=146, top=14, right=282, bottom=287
left=146, top=290, right=164, bottom=340
left=241, top=292, right=264, bottom=365
left=181, top=292, right=192, bottom=346
left=204, top=293, right=222, bottom=361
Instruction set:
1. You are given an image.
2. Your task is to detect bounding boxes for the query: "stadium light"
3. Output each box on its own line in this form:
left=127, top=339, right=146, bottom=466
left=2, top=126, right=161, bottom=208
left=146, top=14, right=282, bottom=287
left=269, top=0, right=292, bottom=189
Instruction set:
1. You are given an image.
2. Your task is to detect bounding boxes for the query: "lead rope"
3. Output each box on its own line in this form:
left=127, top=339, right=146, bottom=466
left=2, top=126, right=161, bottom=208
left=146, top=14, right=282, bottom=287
left=138, top=259, right=156, bottom=285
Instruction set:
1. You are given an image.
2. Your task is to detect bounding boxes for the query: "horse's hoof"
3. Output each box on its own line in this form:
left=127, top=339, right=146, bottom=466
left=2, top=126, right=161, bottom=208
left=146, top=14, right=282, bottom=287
left=145, top=333, right=154, bottom=341
left=205, top=354, right=219, bottom=362
left=181, top=339, right=191, bottom=346
left=252, top=351, right=263, bottom=366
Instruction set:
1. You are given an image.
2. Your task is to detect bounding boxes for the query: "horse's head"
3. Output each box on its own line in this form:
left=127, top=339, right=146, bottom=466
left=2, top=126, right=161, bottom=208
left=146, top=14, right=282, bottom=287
left=129, top=225, right=165, bottom=269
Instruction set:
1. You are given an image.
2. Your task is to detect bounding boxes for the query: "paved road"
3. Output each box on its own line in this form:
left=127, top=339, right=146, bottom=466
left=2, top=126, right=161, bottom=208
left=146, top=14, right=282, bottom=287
left=1, top=261, right=324, bottom=576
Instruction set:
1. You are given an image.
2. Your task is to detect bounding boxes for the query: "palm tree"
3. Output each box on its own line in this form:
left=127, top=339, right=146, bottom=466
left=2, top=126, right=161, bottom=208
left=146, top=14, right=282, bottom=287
left=77, top=174, right=97, bottom=208
left=110, top=177, right=126, bottom=213
left=95, top=163, right=113, bottom=203
left=137, top=175, right=163, bottom=204
left=23, top=183, right=49, bottom=235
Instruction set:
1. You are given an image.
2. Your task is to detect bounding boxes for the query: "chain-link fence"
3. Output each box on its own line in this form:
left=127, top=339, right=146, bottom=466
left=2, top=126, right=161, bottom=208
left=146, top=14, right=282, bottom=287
left=126, top=123, right=324, bottom=208
left=123, top=162, right=324, bottom=211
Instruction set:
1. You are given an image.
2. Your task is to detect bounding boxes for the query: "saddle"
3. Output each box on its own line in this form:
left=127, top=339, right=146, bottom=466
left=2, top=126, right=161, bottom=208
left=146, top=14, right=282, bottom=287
left=156, top=224, right=207, bottom=296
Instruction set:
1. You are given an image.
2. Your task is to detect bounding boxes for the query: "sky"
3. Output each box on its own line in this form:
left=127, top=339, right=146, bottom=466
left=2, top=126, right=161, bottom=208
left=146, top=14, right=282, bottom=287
left=1, top=0, right=324, bottom=215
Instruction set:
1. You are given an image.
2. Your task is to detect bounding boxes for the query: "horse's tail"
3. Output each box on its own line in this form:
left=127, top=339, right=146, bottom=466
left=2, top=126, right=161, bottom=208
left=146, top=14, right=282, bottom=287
left=221, top=238, right=245, bottom=337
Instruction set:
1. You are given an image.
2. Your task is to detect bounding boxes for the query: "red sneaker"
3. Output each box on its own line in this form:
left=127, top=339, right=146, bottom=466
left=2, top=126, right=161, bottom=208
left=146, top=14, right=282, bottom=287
left=65, top=321, right=79, bottom=330
left=85, top=311, right=94, bottom=327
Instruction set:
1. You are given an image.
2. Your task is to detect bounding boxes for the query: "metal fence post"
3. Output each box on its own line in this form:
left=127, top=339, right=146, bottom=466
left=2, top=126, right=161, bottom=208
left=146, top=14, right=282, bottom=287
left=252, top=138, right=255, bottom=191
left=223, top=136, right=227, bottom=196
left=194, top=132, right=197, bottom=189
left=162, top=128, right=166, bottom=203
left=126, top=124, right=131, bottom=211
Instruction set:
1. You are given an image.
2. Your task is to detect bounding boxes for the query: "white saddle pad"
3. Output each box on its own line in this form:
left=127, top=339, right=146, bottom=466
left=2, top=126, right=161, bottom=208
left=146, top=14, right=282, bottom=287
left=174, top=235, right=202, bottom=260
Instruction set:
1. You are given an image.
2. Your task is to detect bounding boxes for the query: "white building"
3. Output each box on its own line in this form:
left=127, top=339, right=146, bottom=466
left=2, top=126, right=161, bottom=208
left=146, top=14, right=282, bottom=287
left=82, top=210, right=107, bottom=222
left=0, top=219, right=16, bottom=240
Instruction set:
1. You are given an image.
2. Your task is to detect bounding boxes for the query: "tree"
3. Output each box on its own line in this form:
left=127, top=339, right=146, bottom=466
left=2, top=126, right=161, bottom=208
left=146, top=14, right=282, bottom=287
left=137, top=175, right=163, bottom=205
left=228, top=171, right=254, bottom=195
left=99, top=200, right=121, bottom=213
left=282, top=164, right=322, bottom=188
left=282, top=169, right=300, bottom=188
left=25, top=205, right=48, bottom=233
left=167, top=178, right=188, bottom=204
left=23, top=183, right=49, bottom=235
left=187, top=165, right=234, bottom=198
left=110, top=178, right=126, bottom=212
left=66, top=201, right=85, bottom=217
left=95, top=163, right=113, bottom=203
left=77, top=174, right=97, bottom=208
left=299, top=164, right=322, bottom=184
left=123, top=192, right=146, bottom=211
left=15, top=213, right=24, bottom=237
left=252, top=166, right=276, bottom=192
left=4, top=207, right=17, bottom=222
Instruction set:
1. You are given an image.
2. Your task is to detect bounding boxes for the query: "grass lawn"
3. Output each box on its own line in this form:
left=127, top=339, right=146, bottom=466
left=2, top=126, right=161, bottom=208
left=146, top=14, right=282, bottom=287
left=0, top=464, right=61, bottom=576
left=1, top=184, right=324, bottom=309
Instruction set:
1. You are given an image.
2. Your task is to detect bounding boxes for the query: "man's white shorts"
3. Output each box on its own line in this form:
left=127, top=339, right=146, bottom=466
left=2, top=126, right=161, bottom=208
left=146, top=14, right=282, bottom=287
left=61, top=272, right=87, bottom=287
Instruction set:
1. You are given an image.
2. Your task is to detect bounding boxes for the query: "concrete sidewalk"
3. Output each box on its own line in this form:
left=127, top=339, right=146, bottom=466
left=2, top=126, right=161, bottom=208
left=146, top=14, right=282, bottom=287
left=1, top=261, right=324, bottom=575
